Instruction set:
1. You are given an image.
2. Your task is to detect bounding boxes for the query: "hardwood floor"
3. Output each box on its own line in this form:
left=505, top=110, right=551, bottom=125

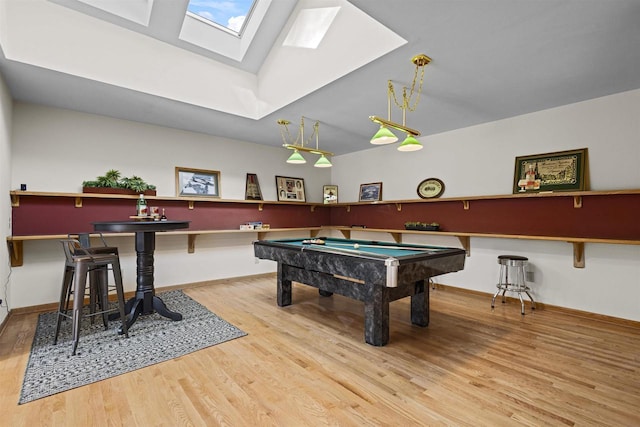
left=1, top=275, right=639, bottom=426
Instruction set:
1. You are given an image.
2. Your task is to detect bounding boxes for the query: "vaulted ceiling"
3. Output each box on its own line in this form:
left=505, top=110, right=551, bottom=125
left=1, top=0, right=639, bottom=156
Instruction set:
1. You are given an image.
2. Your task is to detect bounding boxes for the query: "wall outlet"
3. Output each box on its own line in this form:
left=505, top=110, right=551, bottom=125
left=526, top=271, right=534, bottom=282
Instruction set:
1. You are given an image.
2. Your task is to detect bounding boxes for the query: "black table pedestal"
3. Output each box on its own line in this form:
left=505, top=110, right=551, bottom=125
left=95, top=220, right=190, bottom=331
left=117, top=231, right=182, bottom=330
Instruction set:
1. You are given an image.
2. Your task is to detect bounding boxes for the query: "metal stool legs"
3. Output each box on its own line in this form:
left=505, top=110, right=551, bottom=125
left=491, top=255, right=536, bottom=315
left=54, top=239, right=129, bottom=355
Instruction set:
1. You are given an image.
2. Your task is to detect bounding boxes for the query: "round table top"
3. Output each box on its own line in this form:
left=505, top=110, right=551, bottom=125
left=93, top=220, right=190, bottom=233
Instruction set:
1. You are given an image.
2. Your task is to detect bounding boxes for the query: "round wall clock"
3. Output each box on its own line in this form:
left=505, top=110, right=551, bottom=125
left=417, top=178, right=445, bottom=199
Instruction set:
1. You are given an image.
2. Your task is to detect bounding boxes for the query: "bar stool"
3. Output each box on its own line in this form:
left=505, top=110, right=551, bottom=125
left=67, top=233, right=119, bottom=325
left=54, top=238, right=129, bottom=355
left=491, top=255, right=536, bottom=315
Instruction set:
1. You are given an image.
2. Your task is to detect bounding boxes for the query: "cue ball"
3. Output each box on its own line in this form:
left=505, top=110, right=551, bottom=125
left=353, top=243, right=360, bottom=249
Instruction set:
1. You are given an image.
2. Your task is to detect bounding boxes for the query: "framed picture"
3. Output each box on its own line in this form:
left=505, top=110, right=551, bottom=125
left=323, top=185, right=338, bottom=204
left=175, top=167, right=220, bottom=197
left=359, top=182, right=383, bottom=202
left=245, top=173, right=262, bottom=200
left=417, top=178, right=445, bottom=199
left=512, top=148, right=588, bottom=194
left=276, top=176, right=306, bottom=202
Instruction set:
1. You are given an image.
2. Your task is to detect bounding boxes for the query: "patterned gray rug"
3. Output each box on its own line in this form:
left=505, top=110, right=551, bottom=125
left=19, top=290, right=246, bottom=404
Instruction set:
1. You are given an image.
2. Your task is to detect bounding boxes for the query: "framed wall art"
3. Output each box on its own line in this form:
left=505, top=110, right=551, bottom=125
left=175, top=167, right=220, bottom=197
left=245, top=173, right=263, bottom=200
left=276, top=176, right=306, bottom=202
left=359, top=182, right=383, bottom=202
left=417, top=178, right=445, bottom=199
left=512, top=148, right=588, bottom=194
left=323, top=185, right=338, bottom=204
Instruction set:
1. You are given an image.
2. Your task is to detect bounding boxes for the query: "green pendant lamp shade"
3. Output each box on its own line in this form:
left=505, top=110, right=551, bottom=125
left=397, top=134, right=423, bottom=151
left=286, top=149, right=306, bottom=164
left=314, top=154, right=332, bottom=168
left=370, top=125, right=398, bottom=145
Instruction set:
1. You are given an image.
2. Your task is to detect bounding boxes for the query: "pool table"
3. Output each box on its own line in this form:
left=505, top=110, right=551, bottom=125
left=253, top=237, right=466, bottom=346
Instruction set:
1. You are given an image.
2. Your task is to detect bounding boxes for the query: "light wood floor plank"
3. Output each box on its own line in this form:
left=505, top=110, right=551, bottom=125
left=1, top=275, right=639, bottom=426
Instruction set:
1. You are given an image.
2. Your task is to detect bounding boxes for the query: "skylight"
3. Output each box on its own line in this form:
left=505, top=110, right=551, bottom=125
left=283, top=7, right=340, bottom=49
left=186, top=0, right=256, bottom=35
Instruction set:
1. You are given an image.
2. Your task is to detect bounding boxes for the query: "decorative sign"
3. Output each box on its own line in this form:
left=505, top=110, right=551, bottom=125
left=513, top=148, right=588, bottom=194
left=245, top=173, right=262, bottom=200
left=323, top=185, right=338, bottom=204
left=417, top=178, right=445, bottom=199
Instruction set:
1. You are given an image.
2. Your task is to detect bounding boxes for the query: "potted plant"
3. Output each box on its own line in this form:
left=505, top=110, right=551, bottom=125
left=83, top=169, right=157, bottom=195
left=404, top=221, right=440, bottom=231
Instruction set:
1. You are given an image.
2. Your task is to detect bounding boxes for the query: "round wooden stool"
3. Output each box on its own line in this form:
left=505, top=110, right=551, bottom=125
left=491, top=255, right=536, bottom=315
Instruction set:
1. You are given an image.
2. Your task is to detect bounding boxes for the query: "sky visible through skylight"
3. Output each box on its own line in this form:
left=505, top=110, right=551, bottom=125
left=187, top=0, right=255, bottom=33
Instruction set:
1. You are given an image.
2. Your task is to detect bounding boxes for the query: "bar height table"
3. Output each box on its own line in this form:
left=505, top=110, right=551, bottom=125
left=93, top=220, right=190, bottom=330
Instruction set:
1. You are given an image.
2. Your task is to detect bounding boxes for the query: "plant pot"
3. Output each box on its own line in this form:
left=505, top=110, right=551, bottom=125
left=83, top=187, right=156, bottom=196
left=404, top=224, right=440, bottom=231
left=417, top=225, right=439, bottom=231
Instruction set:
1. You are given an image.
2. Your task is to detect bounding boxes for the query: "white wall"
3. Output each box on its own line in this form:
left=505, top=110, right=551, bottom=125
left=332, top=89, right=640, bottom=320
left=332, top=89, right=640, bottom=199
left=0, top=71, right=12, bottom=325
left=8, top=90, right=640, bottom=321
left=11, top=103, right=330, bottom=199
left=9, top=103, right=330, bottom=309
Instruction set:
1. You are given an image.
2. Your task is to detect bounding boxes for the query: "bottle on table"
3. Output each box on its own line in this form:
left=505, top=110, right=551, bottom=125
left=137, top=193, right=148, bottom=216
left=160, top=208, right=167, bottom=221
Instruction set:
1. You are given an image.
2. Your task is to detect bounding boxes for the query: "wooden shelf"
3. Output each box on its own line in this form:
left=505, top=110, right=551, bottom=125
left=12, top=188, right=640, bottom=209
left=327, top=226, right=640, bottom=269
left=329, top=189, right=640, bottom=210
left=6, top=227, right=325, bottom=267
left=8, top=225, right=639, bottom=269
left=9, top=190, right=324, bottom=211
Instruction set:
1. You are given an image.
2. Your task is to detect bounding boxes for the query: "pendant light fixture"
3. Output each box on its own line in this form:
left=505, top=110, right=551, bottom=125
left=369, top=54, right=431, bottom=151
left=279, top=117, right=333, bottom=167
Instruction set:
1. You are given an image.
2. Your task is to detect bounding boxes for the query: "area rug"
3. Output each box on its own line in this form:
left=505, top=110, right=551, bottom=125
left=19, top=290, right=246, bottom=404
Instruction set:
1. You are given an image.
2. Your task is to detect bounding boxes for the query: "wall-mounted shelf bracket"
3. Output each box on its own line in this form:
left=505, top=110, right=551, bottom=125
left=11, top=194, right=19, bottom=207
left=75, top=197, right=83, bottom=208
left=7, top=240, right=23, bottom=267
left=188, top=201, right=195, bottom=210
left=338, top=229, right=351, bottom=239
left=188, top=234, right=197, bottom=253
left=310, top=205, right=316, bottom=212
left=389, top=232, right=402, bottom=243
left=457, top=235, right=471, bottom=256
left=258, top=203, right=263, bottom=212
left=573, top=196, right=582, bottom=208
left=462, top=200, right=470, bottom=210
left=571, top=241, right=585, bottom=268
left=395, top=203, right=402, bottom=212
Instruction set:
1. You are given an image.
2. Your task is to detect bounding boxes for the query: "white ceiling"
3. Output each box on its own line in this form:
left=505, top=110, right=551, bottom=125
left=1, top=0, right=639, bottom=156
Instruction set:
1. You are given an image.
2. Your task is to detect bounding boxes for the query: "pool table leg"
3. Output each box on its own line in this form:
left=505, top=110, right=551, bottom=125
left=277, top=263, right=292, bottom=307
left=364, top=285, right=390, bottom=346
left=410, top=280, right=429, bottom=327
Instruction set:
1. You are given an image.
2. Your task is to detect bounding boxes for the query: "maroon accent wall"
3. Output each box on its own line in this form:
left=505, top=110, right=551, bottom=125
left=11, top=196, right=331, bottom=236
left=11, top=193, right=639, bottom=240
left=329, top=194, right=640, bottom=240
